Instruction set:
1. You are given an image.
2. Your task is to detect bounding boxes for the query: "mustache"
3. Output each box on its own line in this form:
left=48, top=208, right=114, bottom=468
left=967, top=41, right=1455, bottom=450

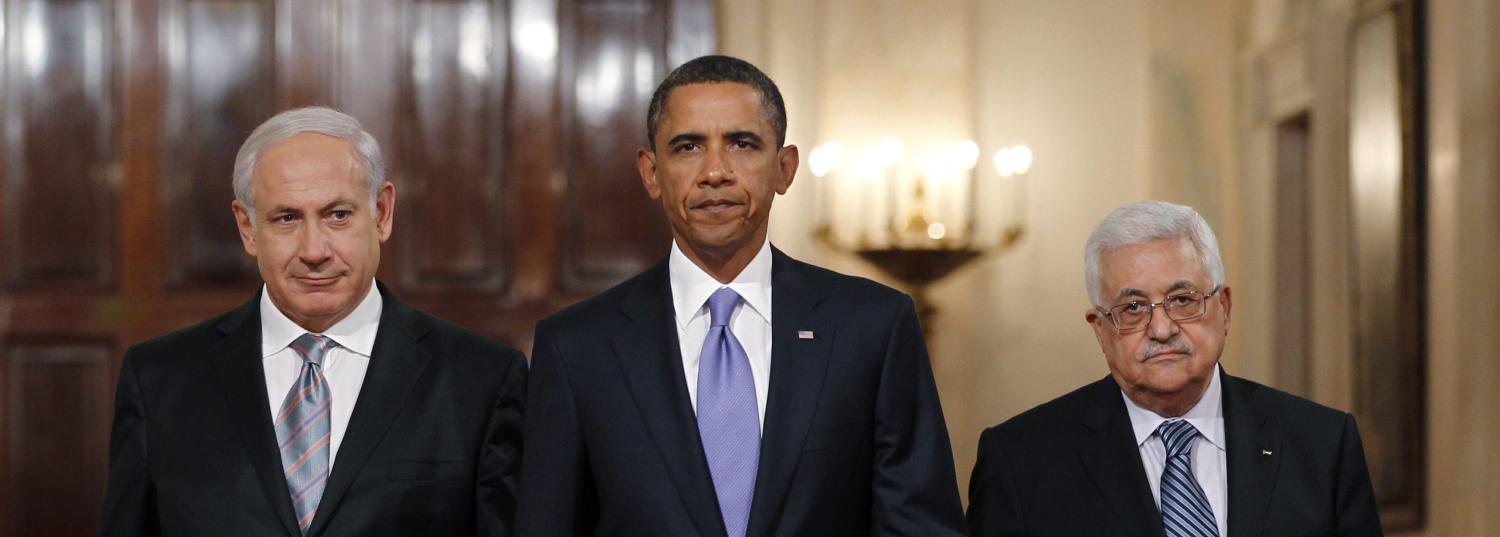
left=1138, top=337, right=1193, bottom=362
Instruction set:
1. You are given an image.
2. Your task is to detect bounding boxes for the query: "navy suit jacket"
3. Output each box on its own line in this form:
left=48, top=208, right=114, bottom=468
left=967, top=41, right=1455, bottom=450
left=518, top=248, right=966, bottom=536
left=966, top=369, right=1383, bottom=537
left=100, top=283, right=526, bottom=537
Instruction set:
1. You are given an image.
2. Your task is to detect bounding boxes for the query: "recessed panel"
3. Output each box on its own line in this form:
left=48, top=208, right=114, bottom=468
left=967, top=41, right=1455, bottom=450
left=0, top=0, right=117, bottom=291
left=161, top=0, right=273, bottom=288
left=4, top=343, right=113, bottom=536
left=559, top=0, right=671, bottom=291
left=396, top=0, right=508, bottom=290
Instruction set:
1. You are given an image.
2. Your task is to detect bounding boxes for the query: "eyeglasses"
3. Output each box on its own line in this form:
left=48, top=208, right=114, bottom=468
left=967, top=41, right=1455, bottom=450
left=1097, top=288, right=1220, bottom=332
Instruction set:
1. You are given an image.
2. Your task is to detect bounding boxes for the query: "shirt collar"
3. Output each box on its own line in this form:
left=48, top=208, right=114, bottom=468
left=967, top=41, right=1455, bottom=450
left=668, top=237, right=773, bottom=330
left=260, top=280, right=383, bottom=358
left=1121, top=363, right=1226, bottom=452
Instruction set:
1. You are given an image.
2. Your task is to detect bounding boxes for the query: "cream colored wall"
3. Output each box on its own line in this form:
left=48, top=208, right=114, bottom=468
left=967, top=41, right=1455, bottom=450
left=721, top=0, right=1251, bottom=500
left=1426, top=0, right=1500, bottom=533
left=721, top=0, right=1500, bottom=533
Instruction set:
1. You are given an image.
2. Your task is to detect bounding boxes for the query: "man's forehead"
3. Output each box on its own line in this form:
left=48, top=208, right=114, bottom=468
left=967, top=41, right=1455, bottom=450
left=659, top=83, right=770, bottom=130
left=1100, top=239, right=1211, bottom=296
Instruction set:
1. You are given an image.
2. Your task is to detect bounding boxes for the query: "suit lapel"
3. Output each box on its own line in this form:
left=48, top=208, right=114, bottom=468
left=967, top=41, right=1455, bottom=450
left=1223, top=370, right=1281, bottom=537
left=746, top=250, right=835, bottom=537
left=1077, top=377, right=1164, bottom=537
left=612, top=260, right=728, bottom=537
left=306, top=283, right=434, bottom=537
left=210, top=294, right=302, bottom=537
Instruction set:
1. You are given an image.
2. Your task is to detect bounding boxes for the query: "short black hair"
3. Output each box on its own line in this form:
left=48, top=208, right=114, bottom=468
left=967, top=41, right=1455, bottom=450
left=645, top=55, right=787, bottom=150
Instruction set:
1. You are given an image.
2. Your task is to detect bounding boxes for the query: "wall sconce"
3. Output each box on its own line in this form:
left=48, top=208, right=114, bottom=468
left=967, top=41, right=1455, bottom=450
left=811, top=138, right=1032, bottom=337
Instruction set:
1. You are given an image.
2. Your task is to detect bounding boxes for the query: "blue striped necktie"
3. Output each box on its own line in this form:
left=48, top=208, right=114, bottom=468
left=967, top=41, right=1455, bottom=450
left=696, top=287, right=760, bottom=537
left=276, top=333, right=335, bottom=534
left=1157, top=419, right=1219, bottom=536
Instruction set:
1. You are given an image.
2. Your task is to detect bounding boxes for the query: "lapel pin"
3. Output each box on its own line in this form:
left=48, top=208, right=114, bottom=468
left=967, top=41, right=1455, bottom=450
left=1261, top=449, right=1273, bottom=456
left=798, top=330, right=815, bottom=340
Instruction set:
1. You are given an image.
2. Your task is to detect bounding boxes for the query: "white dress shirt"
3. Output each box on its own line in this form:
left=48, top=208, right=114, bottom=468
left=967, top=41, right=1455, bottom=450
left=261, top=282, right=381, bottom=468
left=1122, top=363, right=1229, bottom=536
left=670, top=238, right=773, bottom=430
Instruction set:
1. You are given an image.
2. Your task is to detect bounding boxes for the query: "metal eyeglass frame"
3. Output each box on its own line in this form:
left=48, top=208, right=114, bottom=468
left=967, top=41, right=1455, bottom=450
left=1096, top=287, right=1222, bottom=332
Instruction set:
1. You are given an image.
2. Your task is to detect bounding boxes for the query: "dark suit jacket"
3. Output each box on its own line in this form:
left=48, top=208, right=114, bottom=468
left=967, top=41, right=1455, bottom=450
left=966, top=369, right=1383, bottom=537
left=517, top=248, right=966, bottom=536
left=100, top=283, right=526, bottom=537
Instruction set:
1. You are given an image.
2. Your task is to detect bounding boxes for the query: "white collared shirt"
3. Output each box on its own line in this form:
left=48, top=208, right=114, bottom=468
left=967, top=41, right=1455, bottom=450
left=1122, top=363, right=1228, bottom=536
left=669, top=238, right=773, bottom=430
left=261, top=281, right=381, bottom=468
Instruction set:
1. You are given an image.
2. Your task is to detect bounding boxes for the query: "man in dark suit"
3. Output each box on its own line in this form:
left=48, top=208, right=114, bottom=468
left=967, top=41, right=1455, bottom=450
left=100, top=107, right=525, bottom=537
left=967, top=200, right=1382, bottom=536
left=517, top=55, right=966, bottom=537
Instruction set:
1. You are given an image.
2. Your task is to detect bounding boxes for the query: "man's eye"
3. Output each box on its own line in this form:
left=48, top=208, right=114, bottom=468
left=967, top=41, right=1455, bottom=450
left=272, top=214, right=296, bottom=224
left=330, top=210, right=352, bottom=221
left=732, top=140, right=754, bottom=149
left=1122, top=301, right=1146, bottom=313
left=674, top=143, right=700, bottom=152
left=1168, top=294, right=1197, bottom=306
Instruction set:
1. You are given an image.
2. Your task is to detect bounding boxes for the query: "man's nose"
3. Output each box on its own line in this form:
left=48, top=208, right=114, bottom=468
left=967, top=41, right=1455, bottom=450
left=700, top=148, right=734, bottom=187
left=297, top=224, right=333, bottom=266
left=1146, top=303, right=1179, bottom=342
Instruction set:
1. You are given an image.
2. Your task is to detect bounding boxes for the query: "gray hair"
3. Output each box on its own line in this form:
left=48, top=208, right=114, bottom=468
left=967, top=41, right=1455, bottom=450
left=232, top=106, right=385, bottom=213
left=1083, top=200, right=1226, bottom=306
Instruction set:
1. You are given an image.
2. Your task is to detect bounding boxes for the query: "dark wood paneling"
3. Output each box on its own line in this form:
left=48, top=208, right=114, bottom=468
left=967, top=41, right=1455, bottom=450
left=394, top=0, right=510, bottom=291
left=557, top=0, right=671, bottom=291
left=0, top=0, right=118, bottom=291
left=0, top=1, right=715, bottom=534
left=160, top=0, right=274, bottom=289
left=3, top=343, right=113, bottom=537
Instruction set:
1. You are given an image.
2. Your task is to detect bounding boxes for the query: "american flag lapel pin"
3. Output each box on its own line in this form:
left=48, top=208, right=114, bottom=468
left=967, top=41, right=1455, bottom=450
left=798, top=330, right=815, bottom=340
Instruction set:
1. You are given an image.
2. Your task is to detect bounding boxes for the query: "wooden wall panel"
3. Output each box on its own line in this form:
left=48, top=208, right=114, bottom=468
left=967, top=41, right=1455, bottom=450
left=2, top=343, right=112, bottom=537
left=0, top=0, right=715, bottom=533
left=0, top=0, right=117, bottom=291
left=160, top=0, right=273, bottom=288
left=394, top=0, right=510, bottom=291
left=557, top=0, right=671, bottom=291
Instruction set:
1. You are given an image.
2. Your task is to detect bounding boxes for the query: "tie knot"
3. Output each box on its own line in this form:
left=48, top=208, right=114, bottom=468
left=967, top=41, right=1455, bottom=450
left=1157, top=419, right=1199, bottom=458
left=707, top=287, right=742, bottom=327
left=289, top=333, right=334, bottom=366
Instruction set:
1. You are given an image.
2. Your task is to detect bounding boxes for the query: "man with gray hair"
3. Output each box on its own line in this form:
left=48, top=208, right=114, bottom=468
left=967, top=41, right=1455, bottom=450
left=100, top=107, right=526, bottom=537
left=966, top=200, right=1382, bottom=536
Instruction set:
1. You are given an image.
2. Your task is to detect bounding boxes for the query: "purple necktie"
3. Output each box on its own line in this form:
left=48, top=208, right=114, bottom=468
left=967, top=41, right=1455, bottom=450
left=696, top=287, right=760, bottom=537
left=277, top=333, right=334, bottom=534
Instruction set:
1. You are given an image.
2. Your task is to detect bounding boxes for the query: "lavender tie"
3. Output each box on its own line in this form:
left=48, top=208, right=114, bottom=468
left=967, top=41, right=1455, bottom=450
left=696, top=287, right=760, bottom=537
left=276, top=334, right=334, bottom=534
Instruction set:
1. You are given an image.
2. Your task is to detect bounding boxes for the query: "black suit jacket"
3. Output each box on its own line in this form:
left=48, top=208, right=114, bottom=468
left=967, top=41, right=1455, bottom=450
left=966, top=369, right=1383, bottom=537
left=517, top=248, right=965, bottom=536
left=100, top=283, right=526, bottom=537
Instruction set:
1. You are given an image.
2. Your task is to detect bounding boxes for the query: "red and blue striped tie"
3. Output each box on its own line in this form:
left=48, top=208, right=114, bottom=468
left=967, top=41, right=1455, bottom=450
left=276, top=333, right=334, bottom=534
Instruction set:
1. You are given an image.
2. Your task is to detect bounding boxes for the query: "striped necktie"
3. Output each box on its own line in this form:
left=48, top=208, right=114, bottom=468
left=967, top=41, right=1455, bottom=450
left=276, top=333, right=335, bottom=534
left=1157, top=419, right=1219, bottom=536
left=696, top=287, right=760, bottom=537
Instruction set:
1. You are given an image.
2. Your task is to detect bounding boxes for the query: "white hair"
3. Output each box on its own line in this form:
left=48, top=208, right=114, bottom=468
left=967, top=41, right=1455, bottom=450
left=1083, top=200, right=1226, bottom=306
left=232, top=106, right=384, bottom=213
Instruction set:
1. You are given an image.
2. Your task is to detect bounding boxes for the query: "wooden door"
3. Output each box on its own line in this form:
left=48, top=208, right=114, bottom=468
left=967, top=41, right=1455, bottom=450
left=0, top=0, right=713, bottom=534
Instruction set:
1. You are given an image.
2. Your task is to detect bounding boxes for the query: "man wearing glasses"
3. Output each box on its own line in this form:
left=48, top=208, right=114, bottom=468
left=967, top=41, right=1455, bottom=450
left=966, top=200, right=1383, bottom=536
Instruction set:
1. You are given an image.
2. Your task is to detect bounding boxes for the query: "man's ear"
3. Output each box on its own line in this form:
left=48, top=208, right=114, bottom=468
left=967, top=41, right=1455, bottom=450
left=637, top=148, right=661, bottom=199
left=1217, top=286, right=1232, bottom=328
left=775, top=144, right=799, bottom=195
left=374, top=181, right=396, bottom=242
left=232, top=199, right=258, bottom=257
